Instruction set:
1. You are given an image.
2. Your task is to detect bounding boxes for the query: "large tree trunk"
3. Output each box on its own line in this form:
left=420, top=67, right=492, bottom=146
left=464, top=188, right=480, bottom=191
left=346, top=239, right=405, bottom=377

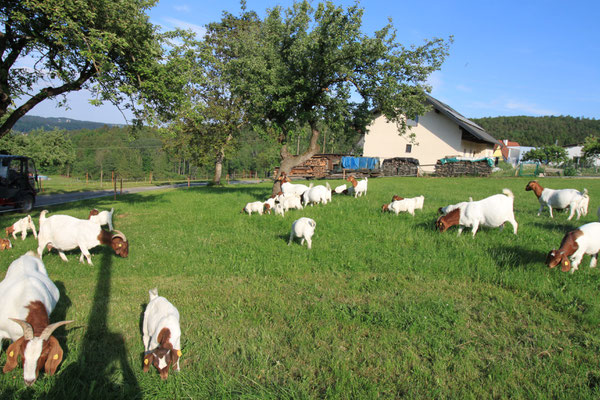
left=212, top=134, right=233, bottom=185
left=272, top=123, right=320, bottom=195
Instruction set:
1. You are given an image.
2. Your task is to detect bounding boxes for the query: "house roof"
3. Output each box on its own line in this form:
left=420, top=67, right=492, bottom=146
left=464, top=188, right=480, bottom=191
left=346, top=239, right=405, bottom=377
left=425, top=95, right=500, bottom=146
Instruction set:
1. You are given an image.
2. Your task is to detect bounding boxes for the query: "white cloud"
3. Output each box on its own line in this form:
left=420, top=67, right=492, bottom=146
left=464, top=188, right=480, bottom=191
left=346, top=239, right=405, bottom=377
left=174, top=5, right=191, bottom=12
left=162, top=17, right=206, bottom=38
left=505, top=100, right=556, bottom=116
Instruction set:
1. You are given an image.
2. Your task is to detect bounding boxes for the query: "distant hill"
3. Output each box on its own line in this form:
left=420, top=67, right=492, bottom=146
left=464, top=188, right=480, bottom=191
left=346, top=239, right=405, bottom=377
left=471, top=115, right=600, bottom=147
left=12, top=115, right=121, bottom=133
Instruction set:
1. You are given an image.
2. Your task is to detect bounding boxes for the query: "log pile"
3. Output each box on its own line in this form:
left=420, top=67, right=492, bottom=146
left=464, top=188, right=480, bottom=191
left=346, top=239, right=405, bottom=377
left=381, top=158, right=419, bottom=177
left=435, top=160, right=492, bottom=177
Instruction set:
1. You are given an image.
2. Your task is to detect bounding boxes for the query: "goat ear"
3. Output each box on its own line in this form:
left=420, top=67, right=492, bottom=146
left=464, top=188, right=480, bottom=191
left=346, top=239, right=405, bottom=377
left=560, top=255, right=571, bottom=272
left=143, top=353, right=154, bottom=372
left=3, top=337, right=24, bottom=373
left=44, top=336, right=64, bottom=375
left=546, top=250, right=557, bottom=267
left=171, top=349, right=181, bottom=370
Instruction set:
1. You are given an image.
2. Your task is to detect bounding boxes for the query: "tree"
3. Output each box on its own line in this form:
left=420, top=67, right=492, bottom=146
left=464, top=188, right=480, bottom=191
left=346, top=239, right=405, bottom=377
left=224, top=1, right=451, bottom=193
left=522, top=145, right=568, bottom=165
left=0, top=0, right=163, bottom=138
left=582, top=135, right=600, bottom=162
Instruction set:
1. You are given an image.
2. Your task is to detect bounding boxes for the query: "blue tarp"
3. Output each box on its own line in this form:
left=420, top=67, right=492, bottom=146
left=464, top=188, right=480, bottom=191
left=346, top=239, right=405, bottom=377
left=341, top=156, right=379, bottom=170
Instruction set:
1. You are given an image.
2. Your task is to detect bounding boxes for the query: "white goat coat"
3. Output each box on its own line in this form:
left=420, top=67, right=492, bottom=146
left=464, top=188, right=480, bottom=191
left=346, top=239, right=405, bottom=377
left=10, top=215, right=37, bottom=240
left=243, top=201, right=265, bottom=215
left=89, top=208, right=114, bottom=231
left=0, top=253, right=59, bottom=344
left=457, top=189, right=518, bottom=237
left=302, top=183, right=331, bottom=206
left=279, top=194, right=303, bottom=211
left=281, top=181, right=310, bottom=197
left=143, top=290, right=181, bottom=353
left=37, top=213, right=106, bottom=264
left=351, top=178, right=368, bottom=197
left=537, top=187, right=587, bottom=220
left=566, top=222, right=600, bottom=271
left=289, top=217, right=316, bottom=249
left=333, top=184, right=347, bottom=194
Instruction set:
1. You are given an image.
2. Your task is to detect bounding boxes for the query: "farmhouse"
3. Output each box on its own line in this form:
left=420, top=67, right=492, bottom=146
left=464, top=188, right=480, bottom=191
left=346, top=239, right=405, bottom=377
left=362, top=95, right=500, bottom=172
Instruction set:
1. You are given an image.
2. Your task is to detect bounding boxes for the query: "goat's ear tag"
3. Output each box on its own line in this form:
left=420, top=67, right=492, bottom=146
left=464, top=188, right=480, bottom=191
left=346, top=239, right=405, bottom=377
left=53, top=354, right=58, bottom=360
left=9, top=351, right=14, bottom=357
left=564, top=261, right=569, bottom=265
left=118, top=243, right=122, bottom=247
left=144, top=359, right=149, bottom=365
left=177, top=350, right=182, bottom=357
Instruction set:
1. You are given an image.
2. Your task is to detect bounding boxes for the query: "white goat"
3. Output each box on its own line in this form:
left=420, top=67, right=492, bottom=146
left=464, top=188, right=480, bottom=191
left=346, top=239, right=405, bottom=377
left=143, top=288, right=181, bottom=380
left=346, top=176, right=367, bottom=197
left=278, top=194, right=304, bottom=212
left=88, top=208, right=114, bottom=231
left=273, top=202, right=286, bottom=217
left=6, top=215, right=37, bottom=240
left=333, top=184, right=347, bottom=194
left=382, top=196, right=424, bottom=216
left=436, top=189, right=518, bottom=237
left=577, top=193, right=590, bottom=217
left=546, top=222, right=600, bottom=273
left=288, top=217, right=316, bottom=249
left=0, top=252, right=72, bottom=385
left=37, top=210, right=129, bottom=265
left=278, top=173, right=310, bottom=197
left=242, top=201, right=268, bottom=215
left=302, top=183, right=332, bottom=206
left=525, top=180, right=588, bottom=220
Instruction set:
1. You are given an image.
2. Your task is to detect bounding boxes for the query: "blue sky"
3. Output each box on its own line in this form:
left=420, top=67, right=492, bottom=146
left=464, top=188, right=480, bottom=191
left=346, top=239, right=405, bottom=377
left=26, top=0, right=600, bottom=124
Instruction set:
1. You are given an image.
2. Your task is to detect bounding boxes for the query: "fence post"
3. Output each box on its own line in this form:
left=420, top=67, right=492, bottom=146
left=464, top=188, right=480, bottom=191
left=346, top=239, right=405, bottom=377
left=86, top=172, right=88, bottom=185
left=188, top=175, right=190, bottom=187
left=120, top=178, right=123, bottom=195
left=149, top=172, right=153, bottom=184
left=113, top=174, right=117, bottom=200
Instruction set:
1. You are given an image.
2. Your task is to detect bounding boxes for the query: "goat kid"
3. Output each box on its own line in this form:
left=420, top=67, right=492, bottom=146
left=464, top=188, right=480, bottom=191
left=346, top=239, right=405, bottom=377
left=37, top=210, right=128, bottom=265
left=0, top=238, right=11, bottom=250
left=242, top=201, right=269, bottom=215
left=88, top=208, right=114, bottom=231
left=288, top=218, right=316, bottom=249
left=143, top=288, right=181, bottom=380
left=382, top=196, right=424, bottom=216
left=6, top=215, right=37, bottom=241
left=0, top=253, right=72, bottom=386
left=346, top=176, right=367, bottom=197
left=436, top=189, right=518, bottom=237
left=546, top=222, right=600, bottom=273
left=525, top=180, right=587, bottom=220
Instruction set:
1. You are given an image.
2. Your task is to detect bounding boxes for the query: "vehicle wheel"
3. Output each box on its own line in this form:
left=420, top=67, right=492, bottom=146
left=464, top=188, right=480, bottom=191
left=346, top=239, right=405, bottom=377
left=20, top=194, right=34, bottom=213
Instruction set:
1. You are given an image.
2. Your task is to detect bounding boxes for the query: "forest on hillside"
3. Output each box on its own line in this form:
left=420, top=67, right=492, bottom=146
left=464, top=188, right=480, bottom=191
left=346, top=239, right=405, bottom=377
left=472, top=115, right=600, bottom=146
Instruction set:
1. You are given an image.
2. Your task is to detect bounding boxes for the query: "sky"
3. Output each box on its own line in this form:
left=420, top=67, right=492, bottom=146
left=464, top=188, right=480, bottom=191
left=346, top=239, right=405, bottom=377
left=22, top=0, right=600, bottom=124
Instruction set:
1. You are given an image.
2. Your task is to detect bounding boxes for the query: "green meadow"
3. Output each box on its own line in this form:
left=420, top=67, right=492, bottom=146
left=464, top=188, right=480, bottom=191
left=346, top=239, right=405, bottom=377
left=1, top=177, right=600, bottom=399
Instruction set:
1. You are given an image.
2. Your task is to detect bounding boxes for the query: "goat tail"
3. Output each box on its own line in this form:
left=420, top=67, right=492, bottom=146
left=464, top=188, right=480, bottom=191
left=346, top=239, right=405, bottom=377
left=39, top=210, right=49, bottom=225
left=583, top=188, right=588, bottom=196
left=502, top=188, right=514, bottom=198
left=149, top=287, right=159, bottom=301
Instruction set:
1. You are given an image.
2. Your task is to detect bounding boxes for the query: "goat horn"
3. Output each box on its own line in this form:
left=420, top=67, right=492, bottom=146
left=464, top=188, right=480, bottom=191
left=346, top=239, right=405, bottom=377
left=40, top=320, right=74, bottom=341
left=9, top=318, right=34, bottom=340
left=112, top=230, right=127, bottom=241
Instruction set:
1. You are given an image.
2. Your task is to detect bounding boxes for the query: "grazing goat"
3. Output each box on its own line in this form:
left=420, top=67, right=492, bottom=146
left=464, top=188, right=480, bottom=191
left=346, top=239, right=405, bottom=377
left=278, top=173, right=310, bottom=197
left=37, top=210, right=129, bottom=265
left=546, top=222, right=600, bottom=273
left=289, top=217, right=316, bottom=249
left=302, top=183, right=332, bottom=206
left=277, top=193, right=304, bottom=212
left=525, top=180, right=588, bottom=220
left=436, top=189, right=518, bottom=237
left=0, top=252, right=73, bottom=386
left=242, top=201, right=269, bottom=215
left=6, top=215, right=37, bottom=241
left=346, top=176, right=367, bottom=197
left=333, top=184, right=347, bottom=194
left=143, top=288, right=181, bottom=380
left=382, top=196, right=424, bottom=216
left=273, top=202, right=286, bottom=217
left=577, top=192, right=590, bottom=217
left=88, top=208, right=114, bottom=231
left=0, top=238, right=11, bottom=250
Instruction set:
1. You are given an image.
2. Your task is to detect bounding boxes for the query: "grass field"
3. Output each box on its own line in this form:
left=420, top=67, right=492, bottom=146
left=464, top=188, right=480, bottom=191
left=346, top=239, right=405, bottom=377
left=1, top=176, right=600, bottom=399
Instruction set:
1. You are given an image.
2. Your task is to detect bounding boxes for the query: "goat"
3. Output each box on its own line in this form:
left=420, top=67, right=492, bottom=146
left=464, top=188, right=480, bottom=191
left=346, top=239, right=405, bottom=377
left=273, top=202, right=286, bottom=217
left=525, top=180, right=588, bottom=220
left=242, top=201, right=269, bottom=215
left=577, top=192, right=590, bottom=217
left=277, top=173, right=310, bottom=197
left=0, top=252, right=73, bottom=386
left=88, top=208, right=114, bottom=231
left=346, top=176, right=367, bottom=197
left=0, top=238, right=11, bottom=250
left=436, top=189, right=518, bottom=237
left=5, top=215, right=37, bottom=241
left=37, top=210, right=129, bottom=265
left=382, top=196, right=424, bottom=216
left=277, top=193, right=304, bottom=212
left=333, top=184, right=347, bottom=194
left=143, top=288, right=181, bottom=380
left=546, top=222, right=600, bottom=273
left=302, top=183, right=332, bottom=206
left=288, top=217, right=316, bottom=249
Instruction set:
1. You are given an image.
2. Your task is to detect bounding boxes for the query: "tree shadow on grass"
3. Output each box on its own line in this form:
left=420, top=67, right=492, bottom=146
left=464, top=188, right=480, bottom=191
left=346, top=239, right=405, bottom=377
left=489, top=244, right=548, bottom=270
left=45, top=251, right=141, bottom=400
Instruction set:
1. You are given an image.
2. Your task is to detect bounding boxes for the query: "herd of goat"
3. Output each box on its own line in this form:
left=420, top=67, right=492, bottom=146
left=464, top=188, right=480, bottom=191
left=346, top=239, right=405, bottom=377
left=0, top=174, right=598, bottom=386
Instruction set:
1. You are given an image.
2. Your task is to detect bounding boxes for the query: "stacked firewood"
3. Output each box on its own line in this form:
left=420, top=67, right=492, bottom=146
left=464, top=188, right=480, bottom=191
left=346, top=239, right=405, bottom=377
left=435, top=160, right=492, bottom=177
left=381, top=157, right=419, bottom=176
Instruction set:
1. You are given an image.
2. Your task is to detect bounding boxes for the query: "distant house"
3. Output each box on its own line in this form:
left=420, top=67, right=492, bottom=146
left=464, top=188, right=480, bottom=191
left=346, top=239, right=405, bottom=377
left=362, top=95, right=499, bottom=172
left=564, top=144, right=600, bottom=167
left=493, top=140, right=520, bottom=164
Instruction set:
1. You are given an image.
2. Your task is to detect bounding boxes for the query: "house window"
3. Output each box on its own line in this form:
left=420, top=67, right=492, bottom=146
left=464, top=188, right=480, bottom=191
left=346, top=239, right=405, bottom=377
left=405, top=144, right=412, bottom=153
left=407, top=115, right=419, bottom=127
